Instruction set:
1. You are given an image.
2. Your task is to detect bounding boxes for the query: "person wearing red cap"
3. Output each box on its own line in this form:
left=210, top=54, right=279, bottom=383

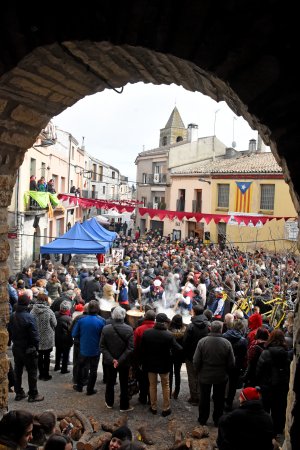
left=217, top=386, right=276, bottom=450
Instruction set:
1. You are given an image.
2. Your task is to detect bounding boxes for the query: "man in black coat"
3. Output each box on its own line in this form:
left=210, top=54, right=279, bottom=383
left=217, top=386, right=275, bottom=450
left=141, top=313, right=182, bottom=417
left=182, top=305, right=209, bottom=405
left=9, top=294, right=44, bottom=402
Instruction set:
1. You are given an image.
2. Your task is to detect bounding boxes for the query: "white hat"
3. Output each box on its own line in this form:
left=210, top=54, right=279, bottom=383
left=153, top=279, right=162, bottom=287
left=215, top=287, right=223, bottom=293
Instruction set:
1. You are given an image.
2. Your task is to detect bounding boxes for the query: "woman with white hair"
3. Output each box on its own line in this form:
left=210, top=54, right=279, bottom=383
left=100, top=306, right=134, bottom=412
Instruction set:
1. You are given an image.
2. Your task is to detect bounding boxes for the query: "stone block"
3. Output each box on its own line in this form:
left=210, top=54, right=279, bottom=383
left=11, top=105, right=47, bottom=128
left=0, top=356, right=9, bottom=382
left=0, top=99, right=7, bottom=114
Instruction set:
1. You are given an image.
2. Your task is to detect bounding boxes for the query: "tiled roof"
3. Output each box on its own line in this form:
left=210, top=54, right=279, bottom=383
left=172, top=152, right=282, bottom=175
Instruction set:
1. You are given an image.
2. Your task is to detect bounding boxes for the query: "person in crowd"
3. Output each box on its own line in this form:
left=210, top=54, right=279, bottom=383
left=217, top=386, right=275, bottom=450
left=193, top=320, right=235, bottom=427
left=70, top=304, right=88, bottom=385
left=72, top=300, right=106, bottom=395
left=9, top=294, right=44, bottom=402
left=43, top=434, right=73, bottom=450
left=37, top=177, right=46, bottom=192
left=100, top=426, right=133, bottom=450
left=168, top=314, right=186, bottom=400
left=8, top=276, right=18, bottom=311
left=54, top=301, right=73, bottom=374
left=140, top=313, right=182, bottom=417
left=29, top=175, right=37, bottom=191
left=0, top=410, right=34, bottom=449
left=31, top=293, right=57, bottom=381
left=133, top=309, right=156, bottom=405
left=247, top=311, right=263, bottom=346
left=46, top=274, right=62, bottom=302
left=223, top=319, right=248, bottom=411
left=100, top=306, right=134, bottom=412
left=256, top=329, right=292, bottom=436
left=50, top=288, right=75, bottom=313
left=242, top=326, right=269, bottom=387
left=182, top=305, right=209, bottom=405
left=46, top=179, right=56, bottom=194
left=30, top=410, right=57, bottom=448
left=84, top=273, right=102, bottom=303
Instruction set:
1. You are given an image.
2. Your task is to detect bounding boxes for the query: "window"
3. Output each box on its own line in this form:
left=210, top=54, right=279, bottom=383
left=71, top=146, right=75, bottom=160
left=61, top=176, right=65, bottom=193
left=217, top=184, right=229, bottom=208
left=141, top=196, right=147, bottom=207
left=162, top=136, right=167, bottom=146
left=99, top=166, right=103, bottom=182
left=30, top=158, right=36, bottom=177
left=41, top=162, right=46, bottom=178
left=260, top=184, right=275, bottom=210
left=112, top=171, right=115, bottom=179
left=193, top=189, right=202, bottom=212
left=176, top=189, right=185, bottom=211
left=142, top=173, right=147, bottom=184
left=176, top=136, right=183, bottom=142
left=102, top=186, right=105, bottom=194
left=284, top=221, right=299, bottom=241
left=92, top=164, right=97, bottom=181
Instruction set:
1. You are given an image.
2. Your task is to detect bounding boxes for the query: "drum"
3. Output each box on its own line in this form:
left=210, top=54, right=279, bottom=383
left=100, top=306, right=112, bottom=320
left=126, top=310, right=144, bottom=329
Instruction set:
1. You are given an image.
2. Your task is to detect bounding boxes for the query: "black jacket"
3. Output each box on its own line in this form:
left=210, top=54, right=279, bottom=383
left=256, top=345, right=291, bottom=387
left=9, top=305, right=39, bottom=351
left=182, top=314, right=209, bottom=361
left=100, top=320, right=134, bottom=367
left=217, top=400, right=274, bottom=450
left=141, top=323, right=182, bottom=374
left=55, top=312, right=73, bottom=348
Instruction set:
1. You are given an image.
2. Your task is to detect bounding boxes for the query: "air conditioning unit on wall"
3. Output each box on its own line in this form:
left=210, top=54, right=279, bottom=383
left=153, top=173, right=159, bottom=183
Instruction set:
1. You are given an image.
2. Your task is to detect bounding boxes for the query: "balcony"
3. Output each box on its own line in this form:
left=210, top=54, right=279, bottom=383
left=142, top=173, right=167, bottom=185
left=24, top=191, right=61, bottom=214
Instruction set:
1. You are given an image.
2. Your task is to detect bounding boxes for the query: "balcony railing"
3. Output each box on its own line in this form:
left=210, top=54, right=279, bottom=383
left=142, top=173, right=167, bottom=184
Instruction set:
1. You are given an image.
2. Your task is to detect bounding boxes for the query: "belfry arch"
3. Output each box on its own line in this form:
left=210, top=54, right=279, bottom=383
left=0, top=3, right=299, bottom=448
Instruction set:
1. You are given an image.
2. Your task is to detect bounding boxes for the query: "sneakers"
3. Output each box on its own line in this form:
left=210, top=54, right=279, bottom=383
left=105, top=402, right=113, bottom=409
left=15, top=391, right=27, bottom=401
left=73, top=384, right=83, bottom=392
left=28, top=394, right=44, bottom=402
left=120, top=406, right=134, bottom=412
left=162, top=409, right=171, bottom=417
left=86, top=389, right=97, bottom=396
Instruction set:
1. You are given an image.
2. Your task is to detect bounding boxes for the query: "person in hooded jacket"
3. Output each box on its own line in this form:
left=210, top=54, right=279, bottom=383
left=247, top=312, right=263, bottom=347
left=54, top=301, right=73, bottom=374
left=242, top=327, right=269, bottom=387
left=256, top=329, right=291, bottom=436
left=31, top=293, right=57, bottom=381
left=182, top=305, right=209, bottom=405
left=223, top=319, right=247, bottom=411
left=217, top=387, right=275, bottom=450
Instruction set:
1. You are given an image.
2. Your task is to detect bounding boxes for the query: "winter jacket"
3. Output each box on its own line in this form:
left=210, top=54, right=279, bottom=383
left=243, top=339, right=266, bottom=386
left=193, top=332, right=235, bottom=384
left=247, top=313, right=263, bottom=346
left=72, top=314, right=105, bottom=357
left=85, top=278, right=102, bottom=302
left=182, top=314, right=209, bottom=361
left=217, top=400, right=274, bottom=450
left=256, top=344, right=291, bottom=387
left=46, top=280, right=62, bottom=300
left=133, top=319, right=155, bottom=363
left=222, top=329, right=247, bottom=370
left=141, top=323, right=182, bottom=374
left=100, top=320, right=134, bottom=367
left=55, top=312, right=73, bottom=348
left=31, top=302, right=57, bottom=350
left=9, top=305, right=39, bottom=351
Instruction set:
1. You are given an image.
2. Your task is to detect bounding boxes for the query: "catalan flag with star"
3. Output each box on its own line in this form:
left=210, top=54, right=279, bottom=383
left=235, top=181, right=252, bottom=213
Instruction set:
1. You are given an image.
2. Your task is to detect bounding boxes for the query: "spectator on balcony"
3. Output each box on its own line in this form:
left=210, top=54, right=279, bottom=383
left=30, top=175, right=37, bottom=191
left=37, top=177, right=47, bottom=192
left=70, top=185, right=76, bottom=193
left=47, top=179, right=56, bottom=194
left=75, top=187, right=81, bottom=197
left=122, top=222, right=128, bottom=236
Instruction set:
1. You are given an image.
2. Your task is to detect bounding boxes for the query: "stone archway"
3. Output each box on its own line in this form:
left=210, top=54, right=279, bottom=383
left=0, top=4, right=299, bottom=448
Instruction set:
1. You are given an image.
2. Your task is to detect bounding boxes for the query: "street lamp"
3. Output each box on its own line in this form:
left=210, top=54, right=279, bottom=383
left=212, top=109, right=220, bottom=161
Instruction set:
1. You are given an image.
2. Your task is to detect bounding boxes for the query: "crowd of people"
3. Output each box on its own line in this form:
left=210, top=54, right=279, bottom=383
left=29, top=176, right=56, bottom=194
left=4, top=231, right=300, bottom=449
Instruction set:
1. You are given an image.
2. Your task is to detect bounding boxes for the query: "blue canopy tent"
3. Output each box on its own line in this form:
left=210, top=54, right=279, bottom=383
left=81, top=217, right=117, bottom=244
left=40, top=222, right=109, bottom=254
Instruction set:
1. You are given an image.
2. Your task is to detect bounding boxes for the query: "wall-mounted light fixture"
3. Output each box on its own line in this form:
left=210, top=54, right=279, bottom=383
left=198, top=178, right=211, bottom=184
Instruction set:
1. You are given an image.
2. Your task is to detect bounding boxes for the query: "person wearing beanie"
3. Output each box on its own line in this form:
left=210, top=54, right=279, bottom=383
left=54, top=301, right=73, bottom=374
left=101, top=425, right=132, bottom=449
left=133, top=309, right=156, bottom=405
left=140, top=312, right=181, bottom=417
left=9, top=294, right=44, bottom=402
left=217, top=386, right=275, bottom=450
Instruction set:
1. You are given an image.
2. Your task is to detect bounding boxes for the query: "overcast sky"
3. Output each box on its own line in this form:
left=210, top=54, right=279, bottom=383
left=53, top=82, right=264, bottom=184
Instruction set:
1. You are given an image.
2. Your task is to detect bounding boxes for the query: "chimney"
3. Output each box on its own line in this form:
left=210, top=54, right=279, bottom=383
left=187, top=123, right=198, bottom=142
left=81, top=136, right=85, bottom=150
left=249, top=139, right=256, bottom=152
left=257, top=134, right=266, bottom=152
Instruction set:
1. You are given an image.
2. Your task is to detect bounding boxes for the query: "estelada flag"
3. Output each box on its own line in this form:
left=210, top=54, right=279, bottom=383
left=235, top=181, right=252, bottom=213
